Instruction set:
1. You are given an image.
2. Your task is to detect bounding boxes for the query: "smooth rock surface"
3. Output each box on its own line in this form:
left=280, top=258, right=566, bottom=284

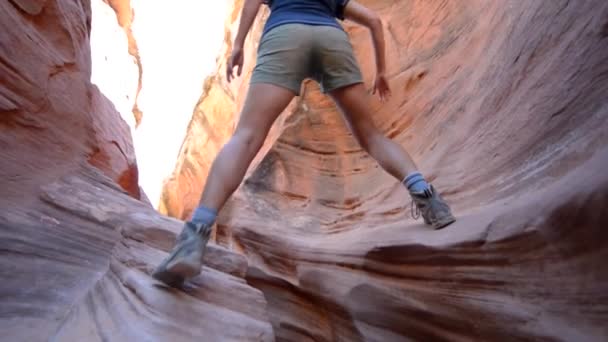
left=0, top=167, right=273, bottom=341
left=162, top=0, right=608, bottom=340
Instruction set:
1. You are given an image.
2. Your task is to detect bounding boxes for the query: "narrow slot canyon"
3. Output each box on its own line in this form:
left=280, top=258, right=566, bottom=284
left=1, top=0, right=607, bottom=341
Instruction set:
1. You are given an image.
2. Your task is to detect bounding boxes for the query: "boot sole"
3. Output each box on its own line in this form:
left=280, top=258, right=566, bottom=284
left=153, top=260, right=200, bottom=287
left=152, top=242, right=202, bottom=286
left=167, top=259, right=201, bottom=278
left=152, top=269, right=185, bottom=287
left=433, top=216, right=456, bottom=230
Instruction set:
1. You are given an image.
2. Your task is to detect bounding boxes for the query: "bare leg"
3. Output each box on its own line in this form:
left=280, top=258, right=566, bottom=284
left=199, top=83, right=295, bottom=211
left=329, top=83, right=417, bottom=180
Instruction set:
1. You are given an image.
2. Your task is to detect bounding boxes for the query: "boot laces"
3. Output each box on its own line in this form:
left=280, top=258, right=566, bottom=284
left=410, top=187, right=433, bottom=220
left=411, top=200, right=420, bottom=220
left=194, top=222, right=212, bottom=238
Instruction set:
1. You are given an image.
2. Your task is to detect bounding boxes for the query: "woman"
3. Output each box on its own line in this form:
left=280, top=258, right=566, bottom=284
left=153, top=0, right=455, bottom=286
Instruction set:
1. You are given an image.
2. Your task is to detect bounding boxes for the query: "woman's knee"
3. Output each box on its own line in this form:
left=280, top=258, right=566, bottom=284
left=233, top=127, right=265, bottom=152
left=354, top=128, right=382, bottom=153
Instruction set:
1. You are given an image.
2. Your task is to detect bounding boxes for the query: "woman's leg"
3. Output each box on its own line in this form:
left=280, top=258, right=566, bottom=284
left=152, top=83, right=294, bottom=286
left=329, top=82, right=455, bottom=229
left=199, top=83, right=295, bottom=211
left=329, top=83, right=418, bottom=180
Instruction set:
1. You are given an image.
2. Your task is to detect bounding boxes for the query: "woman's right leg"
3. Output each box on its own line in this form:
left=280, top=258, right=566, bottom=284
left=198, top=83, right=295, bottom=211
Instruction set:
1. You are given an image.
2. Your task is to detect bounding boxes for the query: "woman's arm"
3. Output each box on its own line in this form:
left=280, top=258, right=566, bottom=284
left=234, top=0, right=264, bottom=48
left=343, top=1, right=386, bottom=75
left=227, top=0, right=264, bottom=82
left=343, top=1, right=391, bottom=101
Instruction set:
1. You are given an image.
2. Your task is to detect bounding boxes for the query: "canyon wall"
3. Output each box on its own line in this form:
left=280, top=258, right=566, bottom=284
left=162, top=0, right=608, bottom=340
left=1, top=0, right=141, bottom=203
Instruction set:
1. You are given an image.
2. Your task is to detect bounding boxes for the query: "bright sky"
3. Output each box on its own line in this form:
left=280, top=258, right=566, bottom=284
left=92, top=1, right=229, bottom=206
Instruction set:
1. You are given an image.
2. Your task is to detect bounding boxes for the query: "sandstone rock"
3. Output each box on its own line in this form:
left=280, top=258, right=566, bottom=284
left=0, top=0, right=139, bottom=200
left=1, top=167, right=274, bottom=341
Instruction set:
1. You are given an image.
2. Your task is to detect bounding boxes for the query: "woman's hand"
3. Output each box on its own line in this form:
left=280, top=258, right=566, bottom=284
left=227, top=0, right=263, bottom=82
left=372, top=73, right=391, bottom=102
left=226, top=46, right=244, bottom=83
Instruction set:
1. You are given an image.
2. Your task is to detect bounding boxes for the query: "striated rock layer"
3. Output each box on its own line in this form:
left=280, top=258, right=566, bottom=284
left=1, top=1, right=273, bottom=341
left=1, top=166, right=274, bottom=341
left=163, top=0, right=608, bottom=341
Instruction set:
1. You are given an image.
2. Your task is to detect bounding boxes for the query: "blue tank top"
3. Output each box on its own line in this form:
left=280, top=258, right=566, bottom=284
left=262, top=0, right=350, bottom=36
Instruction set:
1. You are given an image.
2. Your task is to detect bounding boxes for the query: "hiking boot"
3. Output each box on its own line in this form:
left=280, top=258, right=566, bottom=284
left=411, top=185, right=456, bottom=230
left=152, top=221, right=212, bottom=286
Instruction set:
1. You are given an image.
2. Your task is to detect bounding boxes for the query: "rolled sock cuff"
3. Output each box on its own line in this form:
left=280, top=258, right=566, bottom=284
left=403, top=172, right=423, bottom=187
left=402, top=172, right=430, bottom=193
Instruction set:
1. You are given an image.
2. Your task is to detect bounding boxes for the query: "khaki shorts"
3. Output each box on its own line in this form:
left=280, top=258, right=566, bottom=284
left=251, top=23, right=364, bottom=95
